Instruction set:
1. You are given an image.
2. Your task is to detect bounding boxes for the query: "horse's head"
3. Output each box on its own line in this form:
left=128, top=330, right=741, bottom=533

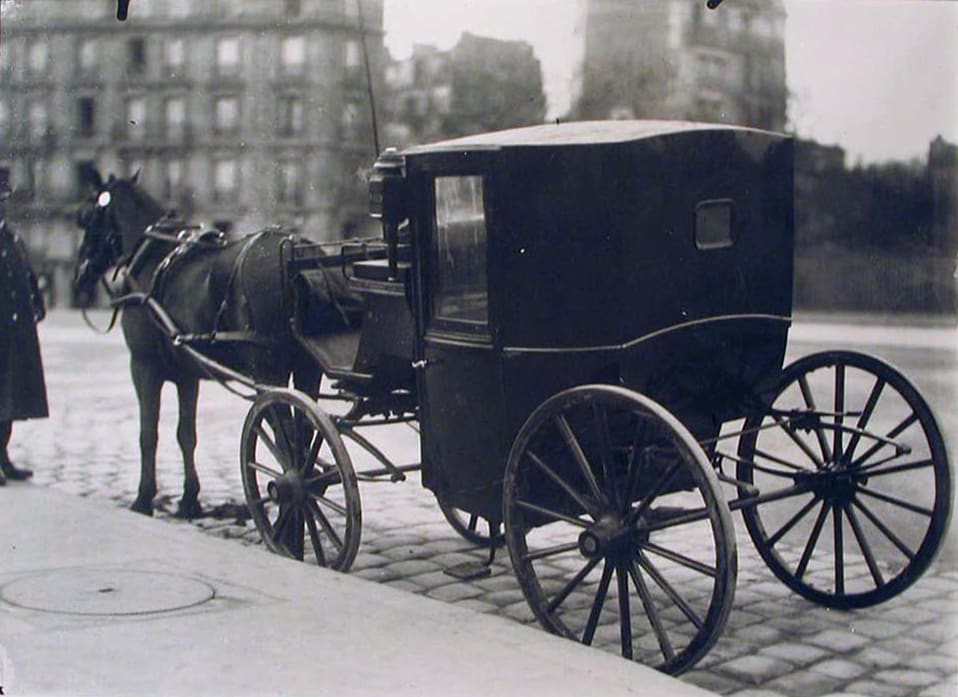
left=73, top=167, right=165, bottom=298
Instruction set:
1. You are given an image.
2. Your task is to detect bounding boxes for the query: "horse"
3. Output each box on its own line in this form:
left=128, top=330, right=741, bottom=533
left=73, top=168, right=343, bottom=518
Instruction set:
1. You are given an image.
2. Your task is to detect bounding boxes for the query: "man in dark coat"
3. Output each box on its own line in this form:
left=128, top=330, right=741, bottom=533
left=0, top=180, right=48, bottom=484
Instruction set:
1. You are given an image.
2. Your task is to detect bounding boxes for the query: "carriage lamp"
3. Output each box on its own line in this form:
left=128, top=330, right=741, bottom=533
left=369, top=148, right=407, bottom=280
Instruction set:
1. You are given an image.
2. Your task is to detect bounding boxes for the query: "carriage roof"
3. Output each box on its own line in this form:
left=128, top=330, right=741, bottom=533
left=401, top=120, right=778, bottom=154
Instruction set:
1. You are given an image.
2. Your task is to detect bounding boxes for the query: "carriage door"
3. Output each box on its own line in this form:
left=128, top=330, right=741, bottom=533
left=417, top=173, right=505, bottom=522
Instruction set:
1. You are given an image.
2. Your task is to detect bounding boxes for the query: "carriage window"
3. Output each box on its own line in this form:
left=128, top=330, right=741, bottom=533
left=432, top=176, right=489, bottom=331
left=695, top=199, right=735, bottom=250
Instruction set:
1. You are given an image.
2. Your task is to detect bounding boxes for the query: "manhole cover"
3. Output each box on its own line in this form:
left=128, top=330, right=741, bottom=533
left=0, top=568, right=216, bottom=616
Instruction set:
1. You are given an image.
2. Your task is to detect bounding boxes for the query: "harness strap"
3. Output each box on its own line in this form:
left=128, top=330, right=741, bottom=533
left=212, top=229, right=271, bottom=337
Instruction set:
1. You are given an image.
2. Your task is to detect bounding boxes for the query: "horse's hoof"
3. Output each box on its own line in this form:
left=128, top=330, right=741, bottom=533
left=130, top=498, right=154, bottom=516
left=177, top=499, right=203, bottom=520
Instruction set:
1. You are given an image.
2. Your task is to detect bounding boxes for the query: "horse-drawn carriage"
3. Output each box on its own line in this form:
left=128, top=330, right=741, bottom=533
left=75, top=121, right=952, bottom=675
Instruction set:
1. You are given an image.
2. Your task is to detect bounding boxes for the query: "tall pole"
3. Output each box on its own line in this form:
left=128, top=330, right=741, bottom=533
left=356, top=0, right=382, bottom=156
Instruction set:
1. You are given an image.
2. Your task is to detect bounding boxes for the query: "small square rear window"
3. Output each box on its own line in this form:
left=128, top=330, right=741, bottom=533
left=695, top=199, right=735, bottom=250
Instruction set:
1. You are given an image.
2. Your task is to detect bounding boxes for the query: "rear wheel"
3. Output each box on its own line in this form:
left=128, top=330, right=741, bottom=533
left=436, top=496, right=505, bottom=548
left=504, top=385, right=736, bottom=675
left=241, top=388, right=362, bottom=571
left=737, top=351, right=951, bottom=608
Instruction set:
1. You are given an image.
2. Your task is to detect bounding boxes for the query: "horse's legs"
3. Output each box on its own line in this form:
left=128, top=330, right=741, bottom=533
left=174, top=377, right=202, bottom=519
left=130, top=359, right=162, bottom=516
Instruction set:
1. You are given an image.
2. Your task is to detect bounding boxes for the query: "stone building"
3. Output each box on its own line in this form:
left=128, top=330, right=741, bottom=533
left=0, top=0, right=385, bottom=307
left=571, top=0, right=787, bottom=131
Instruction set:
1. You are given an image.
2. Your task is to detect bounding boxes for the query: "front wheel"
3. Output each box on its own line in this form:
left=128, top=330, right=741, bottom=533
left=737, top=351, right=952, bottom=608
left=503, top=385, right=736, bottom=675
left=240, top=388, right=362, bottom=571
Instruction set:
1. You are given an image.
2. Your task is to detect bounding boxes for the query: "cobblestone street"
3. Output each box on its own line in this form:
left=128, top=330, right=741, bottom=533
left=10, top=310, right=958, bottom=697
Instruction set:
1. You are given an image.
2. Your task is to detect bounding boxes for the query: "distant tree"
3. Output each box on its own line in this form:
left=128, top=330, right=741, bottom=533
left=443, top=33, right=547, bottom=137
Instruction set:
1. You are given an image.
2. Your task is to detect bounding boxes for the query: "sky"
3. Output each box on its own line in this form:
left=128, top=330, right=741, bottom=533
left=383, top=0, right=958, bottom=165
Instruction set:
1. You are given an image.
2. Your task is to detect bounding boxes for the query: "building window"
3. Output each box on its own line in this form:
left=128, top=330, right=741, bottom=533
left=281, top=36, right=306, bottom=75
left=345, top=40, right=362, bottom=69
left=0, top=41, right=15, bottom=76
left=77, top=97, right=96, bottom=138
left=277, top=96, right=303, bottom=137
left=277, top=160, right=304, bottom=206
left=216, top=37, right=240, bottom=76
left=162, top=158, right=184, bottom=200
left=214, top=96, right=239, bottom=134
left=0, top=101, right=8, bottom=141
left=0, top=166, right=10, bottom=195
left=125, top=97, right=146, bottom=139
left=164, top=96, right=186, bottom=138
left=165, top=39, right=185, bottom=75
left=28, top=41, right=48, bottom=75
left=74, top=159, right=95, bottom=196
left=213, top=158, right=238, bottom=200
left=285, top=0, right=302, bottom=16
left=127, top=37, right=147, bottom=76
left=28, top=100, right=48, bottom=141
left=78, top=39, right=97, bottom=76
left=342, top=101, right=361, bottom=139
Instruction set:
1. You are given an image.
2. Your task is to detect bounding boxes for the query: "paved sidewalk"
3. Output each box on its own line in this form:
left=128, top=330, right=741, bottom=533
left=0, top=485, right=710, bottom=697
left=8, top=310, right=958, bottom=696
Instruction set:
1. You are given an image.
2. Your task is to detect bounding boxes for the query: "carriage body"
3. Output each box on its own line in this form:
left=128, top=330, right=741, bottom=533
left=390, top=121, right=795, bottom=521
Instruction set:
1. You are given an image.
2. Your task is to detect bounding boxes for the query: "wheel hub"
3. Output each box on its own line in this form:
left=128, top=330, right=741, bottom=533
left=578, top=516, right=636, bottom=561
left=798, top=467, right=866, bottom=505
left=267, top=470, right=306, bottom=505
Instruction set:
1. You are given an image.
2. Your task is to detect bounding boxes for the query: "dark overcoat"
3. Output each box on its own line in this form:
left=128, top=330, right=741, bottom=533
left=0, top=218, right=48, bottom=421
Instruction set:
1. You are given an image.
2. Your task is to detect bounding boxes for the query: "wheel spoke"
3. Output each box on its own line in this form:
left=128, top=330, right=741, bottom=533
left=833, top=363, right=846, bottom=463
left=516, top=499, right=591, bottom=528
left=527, top=451, right=601, bottom=519
left=272, top=505, right=293, bottom=544
left=305, top=430, right=325, bottom=471
left=834, top=504, right=845, bottom=596
left=628, top=561, right=675, bottom=663
left=855, top=486, right=933, bottom=517
left=858, top=458, right=934, bottom=478
left=308, top=499, right=345, bottom=552
left=268, top=405, right=296, bottom=465
left=852, top=412, right=919, bottom=467
left=629, top=460, right=680, bottom=525
left=287, top=508, right=305, bottom=561
left=246, top=458, right=283, bottom=480
left=314, top=493, right=348, bottom=517
left=254, top=424, right=288, bottom=470
left=555, top=415, right=607, bottom=508
left=643, top=541, right=717, bottom=578
left=523, top=541, right=581, bottom=562
left=796, top=501, right=830, bottom=579
left=638, top=506, right=710, bottom=533
left=304, top=507, right=327, bottom=566
left=292, top=410, right=305, bottom=470
left=592, top=403, right=620, bottom=512
left=637, top=552, right=703, bottom=630
left=798, top=374, right=832, bottom=463
left=772, top=413, right=826, bottom=470
left=752, top=447, right=812, bottom=473
left=845, top=378, right=885, bottom=461
left=851, top=499, right=916, bottom=561
left=546, top=556, right=601, bottom=612
left=767, top=494, right=821, bottom=548
left=582, top=560, right=614, bottom=645
left=616, top=563, right=633, bottom=659
left=845, top=504, right=885, bottom=588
